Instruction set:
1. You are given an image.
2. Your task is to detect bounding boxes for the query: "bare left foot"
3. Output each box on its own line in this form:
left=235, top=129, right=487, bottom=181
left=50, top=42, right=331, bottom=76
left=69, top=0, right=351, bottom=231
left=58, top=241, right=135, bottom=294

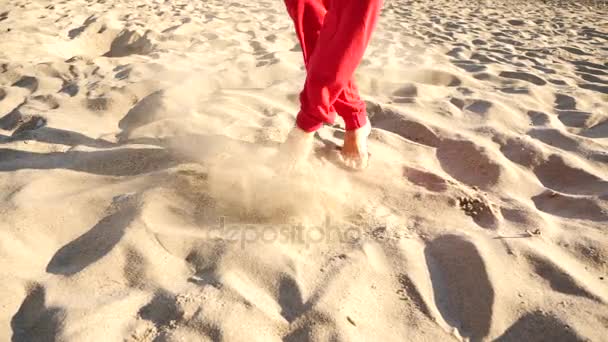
left=277, top=126, right=315, bottom=170
left=340, top=120, right=371, bottom=170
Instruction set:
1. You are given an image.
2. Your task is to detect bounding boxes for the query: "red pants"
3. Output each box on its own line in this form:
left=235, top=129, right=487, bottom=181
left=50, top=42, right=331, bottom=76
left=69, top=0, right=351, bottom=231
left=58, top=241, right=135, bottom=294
left=284, top=0, right=383, bottom=132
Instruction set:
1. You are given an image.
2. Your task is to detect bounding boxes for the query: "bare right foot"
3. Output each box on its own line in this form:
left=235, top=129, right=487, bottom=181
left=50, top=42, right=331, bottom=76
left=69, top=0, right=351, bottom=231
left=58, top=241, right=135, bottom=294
left=339, top=120, right=371, bottom=170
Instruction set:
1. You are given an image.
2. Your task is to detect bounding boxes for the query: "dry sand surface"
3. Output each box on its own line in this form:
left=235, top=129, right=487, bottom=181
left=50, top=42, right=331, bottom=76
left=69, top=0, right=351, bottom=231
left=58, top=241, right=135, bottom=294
left=1, top=0, right=608, bottom=341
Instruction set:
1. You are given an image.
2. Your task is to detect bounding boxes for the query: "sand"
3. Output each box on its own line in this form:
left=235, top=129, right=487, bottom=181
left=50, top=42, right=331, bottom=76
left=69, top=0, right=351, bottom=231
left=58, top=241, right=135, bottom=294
left=1, top=0, right=607, bottom=341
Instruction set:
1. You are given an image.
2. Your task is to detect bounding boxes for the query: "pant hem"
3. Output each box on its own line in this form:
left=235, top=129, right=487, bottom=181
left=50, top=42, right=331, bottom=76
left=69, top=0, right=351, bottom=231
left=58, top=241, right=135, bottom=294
left=296, top=111, right=324, bottom=132
left=343, top=111, right=367, bottom=131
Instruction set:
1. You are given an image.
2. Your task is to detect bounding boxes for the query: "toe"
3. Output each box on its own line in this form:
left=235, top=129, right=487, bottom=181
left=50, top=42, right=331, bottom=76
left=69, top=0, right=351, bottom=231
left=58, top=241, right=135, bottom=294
left=338, top=153, right=368, bottom=171
left=348, top=158, right=357, bottom=169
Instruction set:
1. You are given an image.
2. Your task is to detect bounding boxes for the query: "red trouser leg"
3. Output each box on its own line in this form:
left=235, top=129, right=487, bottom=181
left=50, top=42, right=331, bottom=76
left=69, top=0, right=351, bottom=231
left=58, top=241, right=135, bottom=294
left=285, top=0, right=382, bottom=132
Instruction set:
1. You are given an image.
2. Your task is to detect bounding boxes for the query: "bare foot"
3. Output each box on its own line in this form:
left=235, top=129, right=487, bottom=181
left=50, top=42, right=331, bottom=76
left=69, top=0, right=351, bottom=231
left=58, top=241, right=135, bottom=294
left=277, top=126, right=315, bottom=170
left=340, top=120, right=371, bottom=170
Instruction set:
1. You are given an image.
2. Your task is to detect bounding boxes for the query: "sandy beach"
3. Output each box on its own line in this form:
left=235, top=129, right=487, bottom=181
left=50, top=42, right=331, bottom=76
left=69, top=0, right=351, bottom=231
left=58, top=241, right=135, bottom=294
left=1, top=0, right=607, bottom=341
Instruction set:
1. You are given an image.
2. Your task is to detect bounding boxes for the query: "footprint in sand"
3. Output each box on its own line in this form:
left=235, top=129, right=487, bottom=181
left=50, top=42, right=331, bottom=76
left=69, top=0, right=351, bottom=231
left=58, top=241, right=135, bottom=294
left=499, top=86, right=529, bottom=95
left=436, top=139, right=501, bottom=189
left=103, top=30, right=155, bottom=57
left=367, top=101, right=441, bottom=147
left=571, top=60, right=608, bottom=71
left=0, top=107, right=25, bottom=131
left=557, top=138, right=607, bottom=164
left=582, top=119, right=608, bottom=139
left=527, top=110, right=550, bottom=126
left=496, top=311, right=586, bottom=342
left=495, top=135, right=544, bottom=168
left=507, top=19, right=525, bottom=26
left=527, top=128, right=579, bottom=153
left=499, top=71, right=546, bottom=86
left=10, top=284, right=65, bottom=342
left=403, top=166, right=448, bottom=193
left=452, top=60, right=487, bottom=73
left=60, top=82, right=79, bottom=97
left=575, top=65, right=608, bottom=77
left=554, top=93, right=576, bottom=111
left=525, top=253, right=601, bottom=302
left=425, top=235, right=494, bottom=340
left=464, top=99, right=493, bottom=115
left=533, top=154, right=608, bottom=196
left=11, top=76, right=39, bottom=93
left=561, top=46, right=590, bottom=56
left=548, top=78, right=567, bottom=86
left=579, top=73, right=608, bottom=85
left=500, top=206, right=542, bottom=226
left=532, top=190, right=608, bottom=222
left=556, top=110, right=592, bottom=128
left=579, top=83, right=608, bottom=94
left=46, top=196, right=140, bottom=275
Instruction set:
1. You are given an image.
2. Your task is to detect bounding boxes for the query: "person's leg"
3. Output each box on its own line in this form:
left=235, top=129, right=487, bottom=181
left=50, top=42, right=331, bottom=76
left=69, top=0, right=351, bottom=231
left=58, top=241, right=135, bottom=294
left=281, top=0, right=329, bottom=164
left=333, top=80, right=367, bottom=131
left=284, top=0, right=326, bottom=64
left=296, top=0, right=381, bottom=169
left=282, top=0, right=381, bottom=169
left=284, top=0, right=339, bottom=122
left=296, top=0, right=382, bottom=134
